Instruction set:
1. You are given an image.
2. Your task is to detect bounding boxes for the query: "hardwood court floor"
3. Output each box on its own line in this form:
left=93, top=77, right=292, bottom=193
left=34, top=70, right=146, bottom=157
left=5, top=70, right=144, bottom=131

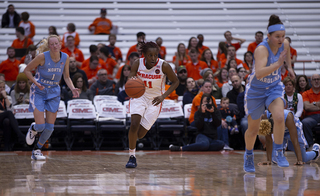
left=0, top=150, right=319, bottom=196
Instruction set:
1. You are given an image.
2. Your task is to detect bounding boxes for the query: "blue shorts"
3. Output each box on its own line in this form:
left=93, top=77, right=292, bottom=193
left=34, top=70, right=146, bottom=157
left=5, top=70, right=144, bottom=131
left=245, top=83, right=285, bottom=120
left=29, top=84, right=61, bottom=113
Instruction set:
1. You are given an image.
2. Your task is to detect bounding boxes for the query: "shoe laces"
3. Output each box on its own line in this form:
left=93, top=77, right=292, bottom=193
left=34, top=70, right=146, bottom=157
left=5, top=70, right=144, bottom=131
left=34, top=150, right=43, bottom=156
left=246, top=155, right=254, bottom=166
left=276, top=150, right=284, bottom=157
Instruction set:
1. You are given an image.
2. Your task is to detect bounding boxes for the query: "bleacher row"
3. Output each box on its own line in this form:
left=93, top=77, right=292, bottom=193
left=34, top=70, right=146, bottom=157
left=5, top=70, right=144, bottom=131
left=13, top=95, right=200, bottom=150
left=1, top=0, right=320, bottom=76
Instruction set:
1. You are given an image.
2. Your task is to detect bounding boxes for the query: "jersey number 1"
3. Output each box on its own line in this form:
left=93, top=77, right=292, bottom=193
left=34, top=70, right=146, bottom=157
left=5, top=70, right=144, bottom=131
left=51, top=74, right=55, bottom=80
left=144, top=81, right=152, bottom=88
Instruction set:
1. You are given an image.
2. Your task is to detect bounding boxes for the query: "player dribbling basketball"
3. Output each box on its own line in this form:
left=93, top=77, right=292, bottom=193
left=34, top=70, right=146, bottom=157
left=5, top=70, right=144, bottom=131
left=126, top=41, right=179, bottom=168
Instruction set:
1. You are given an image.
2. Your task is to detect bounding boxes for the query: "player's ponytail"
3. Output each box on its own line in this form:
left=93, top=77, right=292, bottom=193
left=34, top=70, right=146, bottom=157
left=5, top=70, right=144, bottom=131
left=36, top=35, right=61, bottom=54
left=267, top=14, right=283, bottom=28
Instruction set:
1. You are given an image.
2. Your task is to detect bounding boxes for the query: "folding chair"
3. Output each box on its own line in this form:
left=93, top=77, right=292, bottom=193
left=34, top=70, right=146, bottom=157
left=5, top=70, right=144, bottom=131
left=183, top=103, right=198, bottom=144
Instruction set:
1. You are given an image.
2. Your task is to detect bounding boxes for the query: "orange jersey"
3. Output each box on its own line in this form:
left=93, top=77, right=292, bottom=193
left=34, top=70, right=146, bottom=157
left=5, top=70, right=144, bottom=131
left=88, top=17, right=112, bottom=35
left=189, top=91, right=217, bottom=123
left=164, top=84, right=178, bottom=100
left=289, top=46, right=297, bottom=68
left=62, top=32, right=80, bottom=48
left=115, top=65, right=124, bottom=79
left=126, top=44, right=138, bottom=61
left=107, top=45, right=123, bottom=61
left=159, top=46, right=167, bottom=59
left=61, top=47, right=84, bottom=63
left=247, top=42, right=258, bottom=53
left=82, top=62, right=108, bottom=80
left=0, top=59, right=20, bottom=81
left=302, top=88, right=320, bottom=116
left=242, top=62, right=250, bottom=70
left=11, top=37, right=33, bottom=49
left=201, top=59, right=219, bottom=73
left=81, top=57, right=106, bottom=70
left=216, top=79, right=228, bottom=88
left=185, top=61, right=208, bottom=80
left=104, top=57, right=118, bottom=79
left=198, top=45, right=209, bottom=56
left=172, top=55, right=191, bottom=67
left=281, top=70, right=288, bottom=81
left=19, top=21, right=35, bottom=39
left=221, top=58, right=243, bottom=68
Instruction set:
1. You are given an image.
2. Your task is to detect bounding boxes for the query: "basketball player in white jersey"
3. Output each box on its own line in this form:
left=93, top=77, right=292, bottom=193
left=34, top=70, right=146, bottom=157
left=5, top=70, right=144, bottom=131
left=126, top=42, right=179, bottom=168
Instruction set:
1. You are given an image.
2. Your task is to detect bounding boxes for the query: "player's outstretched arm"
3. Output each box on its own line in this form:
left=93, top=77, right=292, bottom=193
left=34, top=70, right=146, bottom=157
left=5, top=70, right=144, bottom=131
left=128, top=59, right=139, bottom=79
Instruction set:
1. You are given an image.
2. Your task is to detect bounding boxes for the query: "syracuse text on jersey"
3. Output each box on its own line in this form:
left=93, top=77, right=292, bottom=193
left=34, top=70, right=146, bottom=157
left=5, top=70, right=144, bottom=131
left=137, top=71, right=161, bottom=79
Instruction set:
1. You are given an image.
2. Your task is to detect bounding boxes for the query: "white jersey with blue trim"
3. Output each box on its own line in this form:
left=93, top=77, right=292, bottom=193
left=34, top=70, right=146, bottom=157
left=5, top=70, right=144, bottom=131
left=248, top=38, right=284, bottom=89
left=34, top=51, right=67, bottom=87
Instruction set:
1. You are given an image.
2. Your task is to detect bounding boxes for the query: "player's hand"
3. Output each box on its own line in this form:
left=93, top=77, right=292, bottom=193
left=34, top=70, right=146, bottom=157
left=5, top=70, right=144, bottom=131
left=257, top=161, right=272, bottom=166
left=129, top=76, right=137, bottom=80
left=277, top=50, right=287, bottom=67
left=206, top=106, right=214, bottom=113
left=152, top=95, right=164, bottom=106
left=71, top=88, right=80, bottom=98
left=0, top=90, right=7, bottom=98
left=35, top=82, right=45, bottom=90
left=294, top=161, right=304, bottom=166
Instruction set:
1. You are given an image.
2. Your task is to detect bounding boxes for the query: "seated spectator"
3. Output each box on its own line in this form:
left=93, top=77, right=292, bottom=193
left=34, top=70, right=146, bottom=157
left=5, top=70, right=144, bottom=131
left=99, top=47, right=118, bottom=80
left=61, top=56, right=88, bottom=89
left=172, top=43, right=190, bottom=68
left=197, top=34, right=209, bottom=55
left=20, top=44, right=36, bottom=64
left=283, top=77, right=303, bottom=118
left=126, top=32, right=145, bottom=64
left=11, top=27, right=33, bottom=49
left=237, top=67, right=247, bottom=81
left=186, top=37, right=200, bottom=59
left=0, top=47, right=20, bottom=87
left=243, top=51, right=253, bottom=72
left=220, top=97, right=239, bottom=135
left=1, top=4, right=20, bottom=28
left=165, top=84, right=179, bottom=101
left=88, top=8, right=113, bottom=35
left=175, top=65, right=188, bottom=96
left=62, top=23, right=80, bottom=49
left=182, top=77, right=198, bottom=107
left=156, top=37, right=166, bottom=60
left=221, top=67, right=238, bottom=97
left=185, top=49, right=207, bottom=80
left=115, top=65, right=130, bottom=96
left=115, top=52, right=139, bottom=80
left=0, top=73, right=11, bottom=94
left=301, top=74, right=320, bottom=148
left=227, top=75, right=245, bottom=104
left=223, top=30, right=246, bottom=51
left=285, top=37, right=297, bottom=68
left=69, top=73, right=93, bottom=101
left=81, top=44, right=106, bottom=70
left=90, top=69, right=116, bottom=96
left=247, top=31, right=263, bottom=53
left=200, top=49, right=218, bottom=74
left=226, top=59, right=238, bottom=70
left=217, top=41, right=227, bottom=64
left=82, top=56, right=108, bottom=86
left=202, top=69, right=222, bottom=99
left=18, top=12, right=35, bottom=40
left=48, top=26, right=59, bottom=36
left=295, top=75, right=311, bottom=95
left=106, top=34, right=123, bottom=63
left=10, top=73, right=29, bottom=105
left=220, top=45, right=243, bottom=68
left=169, top=93, right=225, bottom=151
left=61, top=35, right=84, bottom=68
left=215, top=68, right=228, bottom=88
left=0, top=80, right=25, bottom=151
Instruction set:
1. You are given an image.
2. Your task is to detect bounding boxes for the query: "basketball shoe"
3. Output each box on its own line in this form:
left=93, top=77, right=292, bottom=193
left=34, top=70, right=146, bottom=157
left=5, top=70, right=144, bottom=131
left=126, top=155, right=137, bottom=168
left=244, top=152, right=255, bottom=172
left=312, top=143, right=320, bottom=162
left=26, top=122, right=37, bottom=145
left=274, top=149, right=289, bottom=167
left=31, top=149, right=46, bottom=160
left=169, top=144, right=181, bottom=151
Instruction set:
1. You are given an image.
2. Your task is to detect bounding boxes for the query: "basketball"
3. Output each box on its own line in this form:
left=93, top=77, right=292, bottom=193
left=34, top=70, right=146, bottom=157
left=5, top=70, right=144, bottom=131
left=125, top=78, right=145, bottom=98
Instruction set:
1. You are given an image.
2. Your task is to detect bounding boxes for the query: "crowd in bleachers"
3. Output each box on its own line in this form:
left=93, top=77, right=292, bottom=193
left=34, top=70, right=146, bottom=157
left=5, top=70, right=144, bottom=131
left=0, top=4, right=319, bottom=151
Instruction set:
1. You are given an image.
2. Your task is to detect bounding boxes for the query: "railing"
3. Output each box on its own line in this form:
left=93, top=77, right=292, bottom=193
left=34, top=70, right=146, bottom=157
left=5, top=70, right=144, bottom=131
left=295, top=60, right=320, bottom=75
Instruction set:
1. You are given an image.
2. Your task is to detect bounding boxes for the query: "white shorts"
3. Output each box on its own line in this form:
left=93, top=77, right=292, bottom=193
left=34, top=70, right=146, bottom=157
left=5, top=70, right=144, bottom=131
left=129, top=95, right=162, bottom=130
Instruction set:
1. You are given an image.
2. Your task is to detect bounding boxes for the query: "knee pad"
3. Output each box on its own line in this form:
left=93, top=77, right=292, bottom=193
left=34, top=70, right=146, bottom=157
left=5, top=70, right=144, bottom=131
left=34, top=123, right=45, bottom=132
left=45, top=123, right=54, bottom=132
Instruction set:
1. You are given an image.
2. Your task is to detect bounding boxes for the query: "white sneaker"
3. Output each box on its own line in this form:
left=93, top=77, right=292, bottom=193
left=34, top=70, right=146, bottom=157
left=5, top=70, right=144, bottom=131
left=311, top=143, right=320, bottom=162
left=223, top=145, right=234, bottom=151
left=26, top=122, right=37, bottom=145
left=31, top=149, right=46, bottom=160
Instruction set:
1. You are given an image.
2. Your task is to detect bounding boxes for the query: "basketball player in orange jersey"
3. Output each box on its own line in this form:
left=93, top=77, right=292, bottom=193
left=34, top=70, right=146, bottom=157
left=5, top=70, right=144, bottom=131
left=126, top=42, right=179, bottom=168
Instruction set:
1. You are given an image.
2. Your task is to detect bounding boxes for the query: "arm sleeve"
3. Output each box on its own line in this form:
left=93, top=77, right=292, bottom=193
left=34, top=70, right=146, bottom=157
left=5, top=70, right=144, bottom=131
left=295, top=93, right=303, bottom=118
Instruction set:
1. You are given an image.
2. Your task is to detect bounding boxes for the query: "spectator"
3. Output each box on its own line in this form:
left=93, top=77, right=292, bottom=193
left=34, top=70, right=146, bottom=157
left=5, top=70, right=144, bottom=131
left=172, top=43, right=190, bottom=68
left=301, top=74, right=320, bottom=148
left=88, top=8, right=113, bottom=35
left=1, top=4, right=20, bottom=28
left=220, top=45, right=244, bottom=68
left=164, top=83, right=179, bottom=101
left=99, top=47, right=118, bottom=80
left=18, top=12, right=35, bottom=40
left=216, top=67, right=228, bottom=88
left=175, top=65, right=188, bottom=96
left=202, top=70, right=222, bottom=99
left=106, top=34, right=123, bottom=63
left=115, top=64, right=130, bottom=96
left=61, top=56, right=88, bottom=89
left=219, top=97, right=239, bottom=135
left=11, top=27, right=33, bottom=49
left=0, top=73, right=11, bottom=94
left=182, top=77, right=198, bottom=107
left=285, top=37, right=297, bottom=68
left=237, top=67, right=247, bottom=81
left=82, top=56, right=108, bottom=86
left=156, top=37, right=166, bottom=60
left=0, top=47, right=20, bottom=87
left=227, top=75, right=245, bottom=104
left=226, top=59, right=238, bottom=70
left=295, top=75, right=311, bottom=94
left=217, top=41, right=227, bottom=64
left=81, top=44, right=106, bottom=70
left=197, top=34, right=209, bottom=55
left=62, top=23, right=80, bottom=49
left=200, top=49, right=218, bottom=74
left=61, top=35, right=84, bottom=68
left=223, top=30, right=246, bottom=51
left=10, top=73, right=29, bottom=105
left=20, top=44, right=36, bottom=64
left=247, top=31, right=264, bottom=53
left=115, top=52, right=139, bottom=80
left=186, top=37, right=200, bottom=59
left=189, top=80, right=217, bottom=125
left=0, top=80, right=25, bottom=151
left=221, top=67, right=238, bottom=97
left=48, top=26, right=59, bottom=36
left=169, top=93, right=225, bottom=151
left=185, top=49, right=207, bottom=81
left=243, top=51, right=253, bottom=72
left=69, top=73, right=93, bottom=101
left=281, top=63, right=288, bottom=81
left=126, top=32, right=145, bottom=64
left=283, top=77, right=303, bottom=118
left=89, top=69, right=116, bottom=96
